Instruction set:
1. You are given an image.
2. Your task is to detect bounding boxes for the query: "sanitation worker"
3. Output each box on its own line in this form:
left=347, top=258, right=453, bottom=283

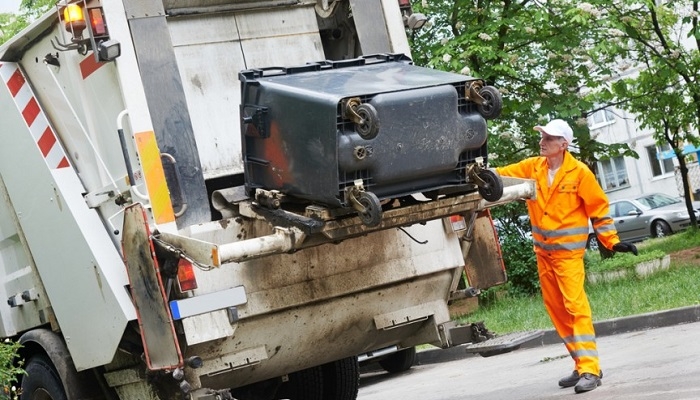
left=494, top=119, right=638, bottom=393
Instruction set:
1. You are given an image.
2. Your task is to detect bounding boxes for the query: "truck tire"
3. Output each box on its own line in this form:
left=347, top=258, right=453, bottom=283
left=378, top=347, right=416, bottom=374
left=276, top=365, right=324, bottom=400
left=21, top=355, right=67, bottom=400
left=322, top=356, right=359, bottom=400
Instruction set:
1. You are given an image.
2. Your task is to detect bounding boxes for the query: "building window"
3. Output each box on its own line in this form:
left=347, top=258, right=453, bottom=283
left=597, top=156, right=629, bottom=190
left=588, top=108, right=616, bottom=129
left=646, top=143, right=675, bottom=177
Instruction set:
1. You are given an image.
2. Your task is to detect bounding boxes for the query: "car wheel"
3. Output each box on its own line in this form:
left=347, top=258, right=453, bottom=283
left=586, top=234, right=599, bottom=252
left=652, top=220, right=672, bottom=238
left=651, top=221, right=673, bottom=238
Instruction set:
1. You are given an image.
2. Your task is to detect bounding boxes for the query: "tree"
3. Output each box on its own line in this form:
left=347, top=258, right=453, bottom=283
left=408, top=0, right=637, bottom=171
left=0, top=0, right=53, bottom=45
left=407, top=0, right=638, bottom=259
left=587, top=0, right=700, bottom=229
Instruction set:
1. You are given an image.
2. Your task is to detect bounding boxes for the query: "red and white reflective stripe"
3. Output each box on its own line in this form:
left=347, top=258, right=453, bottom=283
left=0, top=62, right=70, bottom=169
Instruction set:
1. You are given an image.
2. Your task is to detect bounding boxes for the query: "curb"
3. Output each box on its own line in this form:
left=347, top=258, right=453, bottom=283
left=415, top=304, right=700, bottom=365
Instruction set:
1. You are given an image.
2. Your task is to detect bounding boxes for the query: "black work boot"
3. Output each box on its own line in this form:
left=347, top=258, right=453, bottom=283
left=558, top=371, right=579, bottom=388
left=574, top=372, right=602, bottom=393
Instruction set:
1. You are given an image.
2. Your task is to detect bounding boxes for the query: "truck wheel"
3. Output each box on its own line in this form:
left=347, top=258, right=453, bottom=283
left=275, top=365, right=324, bottom=400
left=477, top=86, right=502, bottom=120
left=357, top=191, right=382, bottom=227
left=378, top=347, right=416, bottom=374
left=21, top=355, right=67, bottom=400
left=477, top=169, right=504, bottom=202
left=322, top=356, right=359, bottom=400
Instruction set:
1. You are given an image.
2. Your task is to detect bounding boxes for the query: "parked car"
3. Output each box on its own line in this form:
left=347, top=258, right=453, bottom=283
left=587, top=193, right=700, bottom=250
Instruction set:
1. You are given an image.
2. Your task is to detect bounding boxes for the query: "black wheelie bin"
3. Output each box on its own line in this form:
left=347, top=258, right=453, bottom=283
left=239, top=54, right=503, bottom=227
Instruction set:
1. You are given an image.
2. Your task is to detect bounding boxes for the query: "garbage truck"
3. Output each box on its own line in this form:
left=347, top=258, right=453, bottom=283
left=0, top=1, right=539, bottom=399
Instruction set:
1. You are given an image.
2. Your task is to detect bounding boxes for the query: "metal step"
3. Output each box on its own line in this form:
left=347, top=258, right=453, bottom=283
left=464, top=330, right=544, bottom=357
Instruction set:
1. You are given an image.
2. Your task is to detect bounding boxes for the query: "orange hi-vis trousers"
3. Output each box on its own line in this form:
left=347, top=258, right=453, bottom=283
left=537, top=254, right=600, bottom=375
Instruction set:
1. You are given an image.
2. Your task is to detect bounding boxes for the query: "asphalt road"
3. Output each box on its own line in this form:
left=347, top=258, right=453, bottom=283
left=358, top=317, right=700, bottom=400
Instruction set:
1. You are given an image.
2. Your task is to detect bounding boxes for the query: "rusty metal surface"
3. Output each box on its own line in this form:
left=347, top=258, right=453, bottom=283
left=122, top=204, right=182, bottom=370
left=463, top=210, right=507, bottom=290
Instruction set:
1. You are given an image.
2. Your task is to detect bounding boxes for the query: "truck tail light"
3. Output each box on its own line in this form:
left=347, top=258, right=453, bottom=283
left=445, top=215, right=467, bottom=233
left=89, top=8, right=106, bottom=36
left=177, top=259, right=198, bottom=292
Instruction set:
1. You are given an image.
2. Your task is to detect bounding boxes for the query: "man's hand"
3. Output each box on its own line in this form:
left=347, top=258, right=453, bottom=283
left=613, top=242, right=638, bottom=256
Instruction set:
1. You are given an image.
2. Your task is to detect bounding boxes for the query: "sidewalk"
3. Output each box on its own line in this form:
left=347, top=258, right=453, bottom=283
left=416, top=304, right=700, bottom=365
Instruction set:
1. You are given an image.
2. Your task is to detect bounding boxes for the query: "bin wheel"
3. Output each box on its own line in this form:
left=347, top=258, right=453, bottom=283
left=357, top=191, right=382, bottom=227
left=355, top=103, right=380, bottom=140
left=477, top=169, right=504, bottom=202
left=477, top=86, right=503, bottom=120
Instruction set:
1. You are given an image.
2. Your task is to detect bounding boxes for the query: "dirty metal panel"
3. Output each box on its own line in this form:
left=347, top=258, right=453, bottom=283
left=463, top=210, right=507, bottom=289
left=168, top=5, right=323, bottom=179
left=374, top=300, right=448, bottom=330
left=128, top=11, right=211, bottom=227
left=464, top=330, right=544, bottom=355
left=181, top=310, right=235, bottom=345
left=197, top=345, right=268, bottom=376
left=122, top=204, right=182, bottom=370
left=349, top=0, right=392, bottom=54
left=318, top=192, right=483, bottom=240
left=163, top=0, right=304, bottom=12
left=192, top=271, right=454, bottom=388
left=123, top=0, right=165, bottom=18
left=236, top=8, right=325, bottom=69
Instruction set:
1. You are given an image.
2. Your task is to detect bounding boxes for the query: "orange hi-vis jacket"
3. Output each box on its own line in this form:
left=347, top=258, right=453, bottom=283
left=496, top=151, right=620, bottom=258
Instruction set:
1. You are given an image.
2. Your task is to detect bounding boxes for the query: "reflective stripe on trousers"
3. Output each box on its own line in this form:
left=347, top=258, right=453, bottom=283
left=536, top=254, right=600, bottom=375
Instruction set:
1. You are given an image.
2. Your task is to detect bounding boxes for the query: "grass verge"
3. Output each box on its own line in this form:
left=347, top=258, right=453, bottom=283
left=458, top=229, right=700, bottom=335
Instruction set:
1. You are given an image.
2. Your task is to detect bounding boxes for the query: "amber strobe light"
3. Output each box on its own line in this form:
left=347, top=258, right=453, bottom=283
left=63, top=4, right=87, bottom=40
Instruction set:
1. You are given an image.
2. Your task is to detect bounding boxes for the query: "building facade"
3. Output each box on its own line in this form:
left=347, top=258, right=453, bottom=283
left=587, top=106, right=700, bottom=202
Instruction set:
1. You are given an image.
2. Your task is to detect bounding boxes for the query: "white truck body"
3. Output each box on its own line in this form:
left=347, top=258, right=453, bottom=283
left=0, top=1, right=535, bottom=399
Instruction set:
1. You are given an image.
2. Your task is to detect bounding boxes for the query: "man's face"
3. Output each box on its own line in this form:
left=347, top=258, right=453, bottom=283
left=539, top=132, right=567, bottom=157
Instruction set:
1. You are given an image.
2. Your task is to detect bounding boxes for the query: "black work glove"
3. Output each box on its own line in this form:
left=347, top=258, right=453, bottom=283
left=613, top=242, right=638, bottom=256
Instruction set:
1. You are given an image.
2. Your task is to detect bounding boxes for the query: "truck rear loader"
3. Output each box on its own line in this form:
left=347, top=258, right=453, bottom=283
left=0, top=1, right=537, bottom=399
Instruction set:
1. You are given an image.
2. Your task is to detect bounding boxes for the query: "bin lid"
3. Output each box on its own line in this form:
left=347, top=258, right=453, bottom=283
left=246, top=60, right=471, bottom=100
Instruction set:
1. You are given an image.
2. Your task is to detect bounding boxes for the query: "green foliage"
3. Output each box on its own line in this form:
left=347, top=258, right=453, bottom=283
left=0, top=340, right=22, bottom=400
left=0, top=0, right=53, bottom=45
left=489, top=201, right=540, bottom=297
left=467, top=227, right=700, bottom=333
left=635, top=228, right=700, bottom=254
left=583, top=0, right=700, bottom=224
left=586, top=250, right=666, bottom=273
left=407, top=0, right=637, bottom=171
left=464, top=261, right=700, bottom=334
left=406, top=0, right=700, bottom=182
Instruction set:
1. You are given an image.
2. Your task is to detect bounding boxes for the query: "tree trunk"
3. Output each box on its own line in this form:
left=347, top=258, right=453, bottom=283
left=676, top=152, right=699, bottom=229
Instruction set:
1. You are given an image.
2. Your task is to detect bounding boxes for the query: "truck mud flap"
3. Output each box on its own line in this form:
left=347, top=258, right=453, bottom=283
left=122, top=203, right=183, bottom=370
left=464, top=330, right=544, bottom=357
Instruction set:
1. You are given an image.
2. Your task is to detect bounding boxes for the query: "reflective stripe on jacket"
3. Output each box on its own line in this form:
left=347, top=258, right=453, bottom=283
left=496, top=152, right=620, bottom=258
